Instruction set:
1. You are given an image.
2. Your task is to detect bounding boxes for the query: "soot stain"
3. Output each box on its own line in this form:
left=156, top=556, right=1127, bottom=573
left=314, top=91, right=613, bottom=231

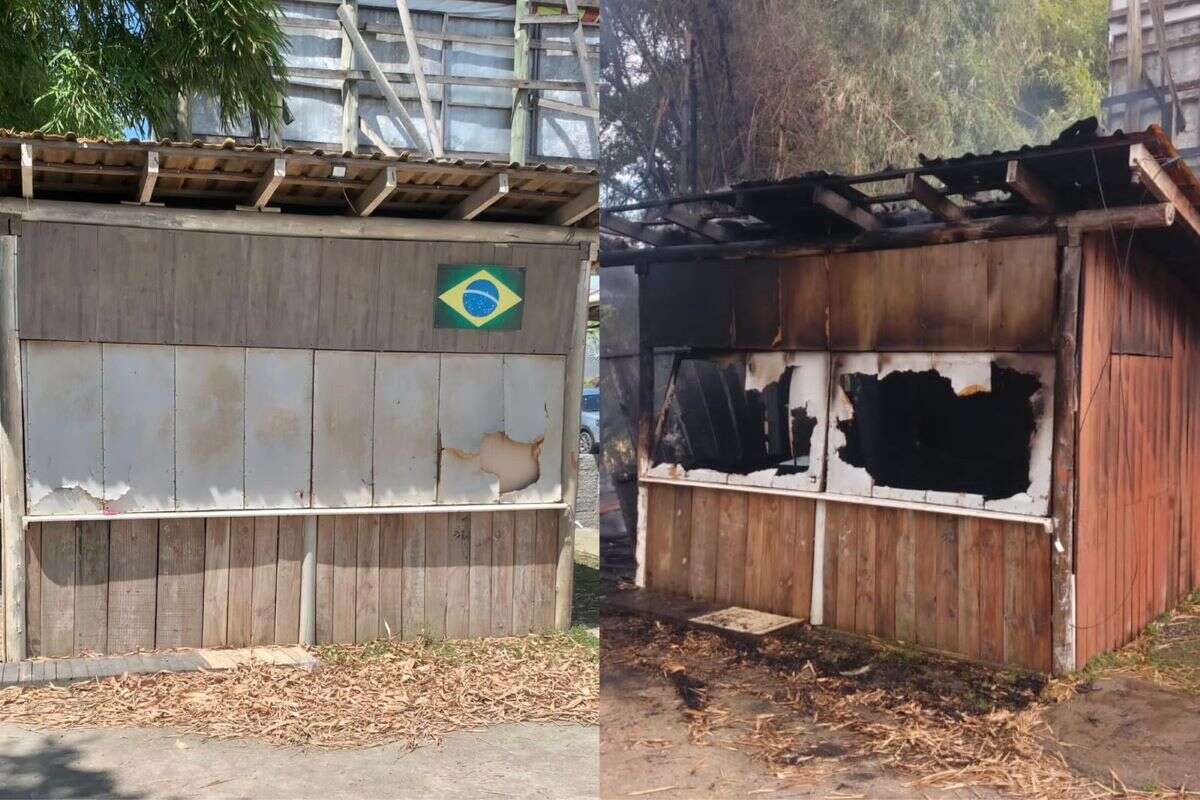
left=836, top=364, right=1040, bottom=500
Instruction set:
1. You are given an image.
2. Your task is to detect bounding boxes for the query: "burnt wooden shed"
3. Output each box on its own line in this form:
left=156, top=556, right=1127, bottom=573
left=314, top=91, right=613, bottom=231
left=601, top=122, right=1200, bottom=674
left=0, top=132, right=598, bottom=661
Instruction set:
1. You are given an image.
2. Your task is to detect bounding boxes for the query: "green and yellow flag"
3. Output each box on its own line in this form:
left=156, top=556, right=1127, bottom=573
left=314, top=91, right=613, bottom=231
left=435, top=264, right=525, bottom=330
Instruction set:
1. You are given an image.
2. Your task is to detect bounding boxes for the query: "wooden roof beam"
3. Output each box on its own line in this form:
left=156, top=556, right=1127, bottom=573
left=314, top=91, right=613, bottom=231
left=600, top=210, right=668, bottom=245
left=337, top=3, right=431, bottom=156
left=812, top=186, right=879, bottom=231
left=359, top=117, right=399, bottom=156
left=546, top=185, right=599, bottom=226
left=447, top=172, right=510, bottom=220
left=904, top=173, right=965, bottom=223
left=19, top=144, right=32, bottom=199
left=1005, top=160, right=1057, bottom=215
left=135, top=150, right=159, bottom=204
left=350, top=165, right=397, bottom=216
left=249, top=157, right=287, bottom=209
left=661, top=206, right=734, bottom=241
left=394, top=0, right=444, bottom=158
left=1128, top=142, right=1200, bottom=244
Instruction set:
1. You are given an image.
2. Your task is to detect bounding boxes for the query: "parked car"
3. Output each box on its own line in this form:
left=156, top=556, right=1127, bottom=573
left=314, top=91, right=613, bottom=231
left=580, top=387, right=599, bottom=453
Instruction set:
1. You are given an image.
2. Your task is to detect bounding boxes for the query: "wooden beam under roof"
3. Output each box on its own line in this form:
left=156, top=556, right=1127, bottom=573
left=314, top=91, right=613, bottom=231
left=661, top=206, right=734, bottom=242
left=136, top=150, right=159, bottom=204
left=350, top=165, right=397, bottom=216
left=600, top=210, right=669, bottom=245
left=1005, top=160, right=1057, bottom=215
left=447, top=172, right=510, bottom=220
left=19, top=144, right=32, bottom=199
left=1128, top=142, right=1200, bottom=244
left=546, top=185, right=599, bottom=227
left=336, top=3, right=430, bottom=156
left=359, top=117, right=398, bottom=156
left=249, top=157, right=287, bottom=209
left=394, top=0, right=444, bottom=158
left=538, top=97, right=599, bottom=119
left=811, top=186, right=879, bottom=231
left=904, top=173, right=965, bottom=223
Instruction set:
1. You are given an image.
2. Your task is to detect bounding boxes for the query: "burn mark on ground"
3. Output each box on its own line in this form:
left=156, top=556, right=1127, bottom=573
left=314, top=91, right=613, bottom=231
left=836, top=363, right=1040, bottom=500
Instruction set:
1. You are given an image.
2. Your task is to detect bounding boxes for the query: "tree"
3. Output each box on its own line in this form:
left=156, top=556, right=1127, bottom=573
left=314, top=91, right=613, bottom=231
left=0, top=0, right=289, bottom=138
left=602, top=0, right=1109, bottom=202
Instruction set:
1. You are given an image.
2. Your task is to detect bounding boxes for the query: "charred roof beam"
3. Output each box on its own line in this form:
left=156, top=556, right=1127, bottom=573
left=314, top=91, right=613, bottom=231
left=904, top=174, right=966, bottom=223
left=1004, top=161, right=1058, bottom=215
left=1129, top=142, right=1200, bottom=245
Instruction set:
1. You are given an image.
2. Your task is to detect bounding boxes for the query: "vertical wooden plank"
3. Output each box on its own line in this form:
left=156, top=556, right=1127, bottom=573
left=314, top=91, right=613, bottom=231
left=791, top=500, right=816, bottom=620
left=512, top=510, right=537, bottom=633
left=156, top=518, right=205, bottom=649
left=854, top=506, right=877, bottom=636
left=688, top=488, right=719, bottom=602
left=534, top=509, right=558, bottom=632
left=424, top=513, right=449, bottom=639
left=106, top=520, right=158, bottom=653
left=645, top=484, right=677, bottom=593
left=445, top=512, right=472, bottom=638
left=226, top=517, right=255, bottom=648
left=743, top=494, right=766, bottom=610
left=74, top=521, right=109, bottom=654
left=978, top=519, right=1006, bottom=664
left=378, top=515, right=404, bottom=639
left=355, top=515, right=380, bottom=643
left=469, top=512, right=494, bottom=638
left=315, top=516, right=336, bottom=645
left=1027, top=525, right=1054, bottom=672
left=823, top=505, right=840, bottom=627
left=893, top=510, right=917, bottom=642
left=274, top=516, right=304, bottom=644
left=24, top=524, right=42, bottom=657
left=1003, top=523, right=1028, bottom=668
left=874, top=508, right=897, bottom=640
left=491, top=511, right=516, bottom=637
left=401, top=514, right=427, bottom=640
left=934, top=515, right=959, bottom=654
left=202, top=518, right=231, bottom=647
left=714, top=491, right=748, bottom=606
left=250, top=516, right=279, bottom=646
left=957, top=518, right=982, bottom=660
left=39, top=521, right=77, bottom=658
left=669, top=487, right=693, bottom=597
left=768, top=498, right=798, bottom=616
left=332, top=515, right=358, bottom=643
left=914, top=515, right=939, bottom=648
left=832, top=504, right=858, bottom=632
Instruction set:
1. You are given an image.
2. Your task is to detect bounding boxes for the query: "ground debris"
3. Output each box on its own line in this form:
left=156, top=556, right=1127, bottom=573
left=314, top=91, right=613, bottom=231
left=0, top=634, right=597, bottom=750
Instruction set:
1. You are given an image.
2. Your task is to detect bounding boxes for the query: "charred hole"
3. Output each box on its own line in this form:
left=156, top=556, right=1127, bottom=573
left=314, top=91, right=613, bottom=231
left=653, top=357, right=817, bottom=475
left=836, top=364, right=1040, bottom=500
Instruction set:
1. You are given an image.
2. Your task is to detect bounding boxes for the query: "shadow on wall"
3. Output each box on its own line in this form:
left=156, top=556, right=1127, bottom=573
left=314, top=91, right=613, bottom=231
left=0, top=734, right=139, bottom=799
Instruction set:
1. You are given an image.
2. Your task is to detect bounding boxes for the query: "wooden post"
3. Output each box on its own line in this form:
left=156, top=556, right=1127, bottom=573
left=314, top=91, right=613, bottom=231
left=340, top=0, right=360, bottom=154
left=299, top=515, right=317, bottom=645
left=510, top=0, right=532, bottom=164
left=634, top=261, right=654, bottom=587
left=0, top=236, right=25, bottom=661
left=394, top=0, right=444, bottom=157
left=1127, top=0, right=1143, bottom=131
left=555, top=245, right=592, bottom=629
left=1050, top=231, right=1083, bottom=675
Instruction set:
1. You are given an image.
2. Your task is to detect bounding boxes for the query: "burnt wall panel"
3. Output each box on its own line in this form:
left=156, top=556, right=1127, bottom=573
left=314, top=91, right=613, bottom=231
left=731, top=261, right=781, bottom=348
left=19, top=222, right=581, bottom=355
left=780, top=255, right=829, bottom=349
left=642, top=260, right=732, bottom=349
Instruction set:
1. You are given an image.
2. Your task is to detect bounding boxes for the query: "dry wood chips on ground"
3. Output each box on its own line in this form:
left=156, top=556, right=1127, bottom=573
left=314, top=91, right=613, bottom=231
left=0, top=635, right=598, bottom=749
left=605, top=614, right=1196, bottom=799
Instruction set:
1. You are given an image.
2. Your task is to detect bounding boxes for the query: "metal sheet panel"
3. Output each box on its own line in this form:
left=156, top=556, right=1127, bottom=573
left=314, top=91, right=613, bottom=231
left=23, top=341, right=104, bottom=514
left=373, top=353, right=439, bottom=505
left=312, top=350, right=375, bottom=507
left=245, top=348, right=314, bottom=509
left=102, top=344, right=176, bottom=512
left=437, top=354, right=503, bottom=503
left=175, top=346, right=246, bottom=510
left=501, top=355, right=565, bottom=503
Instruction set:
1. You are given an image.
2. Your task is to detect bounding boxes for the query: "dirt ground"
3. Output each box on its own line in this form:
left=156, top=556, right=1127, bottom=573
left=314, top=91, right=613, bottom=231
left=600, top=608, right=1200, bottom=799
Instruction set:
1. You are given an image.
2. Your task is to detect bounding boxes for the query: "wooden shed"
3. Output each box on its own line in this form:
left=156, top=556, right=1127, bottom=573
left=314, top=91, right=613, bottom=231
left=0, top=133, right=598, bottom=661
left=600, top=122, right=1200, bottom=675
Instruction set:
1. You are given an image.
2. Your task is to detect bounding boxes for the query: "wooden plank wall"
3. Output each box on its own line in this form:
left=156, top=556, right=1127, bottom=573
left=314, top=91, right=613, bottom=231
left=643, top=483, right=1053, bottom=672
left=25, top=510, right=565, bottom=657
left=1075, top=232, right=1200, bottom=666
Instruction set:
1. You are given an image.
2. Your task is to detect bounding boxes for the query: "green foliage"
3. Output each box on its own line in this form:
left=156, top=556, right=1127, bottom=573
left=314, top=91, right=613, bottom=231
left=602, top=0, right=1109, bottom=201
left=0, top=0, right=289, bottom=137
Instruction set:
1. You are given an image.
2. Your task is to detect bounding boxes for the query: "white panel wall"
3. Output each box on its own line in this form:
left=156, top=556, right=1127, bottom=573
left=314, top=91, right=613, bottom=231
left=312, top=351, right=376, bottom=508
left=374, top=353, right=439, bottom=505
left=438, top=355, right=504, bottom=503
left=176, top=347, right=246, bottom=510
left=102, top=344, right=175, bottom=512
left=502, top=355, right=564, bottom=503
left=245, top=349, right=313, bottom=509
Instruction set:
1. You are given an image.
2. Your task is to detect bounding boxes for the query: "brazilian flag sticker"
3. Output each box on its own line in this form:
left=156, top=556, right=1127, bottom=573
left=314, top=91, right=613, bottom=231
left=435, top=264, right=525, bottom=330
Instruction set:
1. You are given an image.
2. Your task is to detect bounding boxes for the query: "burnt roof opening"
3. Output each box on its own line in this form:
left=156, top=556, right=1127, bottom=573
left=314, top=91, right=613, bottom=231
left=654, top=357, right=816, bottom=475
left=836, top=364, right=1041, bottom=500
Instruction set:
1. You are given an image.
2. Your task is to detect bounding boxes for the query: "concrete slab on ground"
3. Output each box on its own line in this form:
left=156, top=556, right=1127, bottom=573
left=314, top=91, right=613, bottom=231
left=0, top=646, right=316, bottom=687
left=0, top=722, right=598, bottom=800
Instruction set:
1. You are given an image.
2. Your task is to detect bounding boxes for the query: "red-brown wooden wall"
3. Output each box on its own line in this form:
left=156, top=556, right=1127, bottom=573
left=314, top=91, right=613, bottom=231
left=1075, top=232, right=1200, bottom=666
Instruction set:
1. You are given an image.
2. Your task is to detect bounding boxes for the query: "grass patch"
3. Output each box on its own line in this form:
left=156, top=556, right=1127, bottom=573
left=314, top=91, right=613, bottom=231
left=573, top=557, right=600, bottom=629
left=1080, top=590, right=1200, bottom=693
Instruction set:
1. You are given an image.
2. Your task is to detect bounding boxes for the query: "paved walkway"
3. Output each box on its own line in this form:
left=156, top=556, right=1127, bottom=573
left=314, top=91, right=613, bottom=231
left=0, top=646, right=315, bottom=686
left=0, top=721, right=598, bottom=799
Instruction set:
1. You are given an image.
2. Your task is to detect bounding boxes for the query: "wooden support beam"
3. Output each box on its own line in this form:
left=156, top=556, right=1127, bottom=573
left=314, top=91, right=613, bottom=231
left=1128, top=142, right=1200, bottom=244
left=350, top=165, right=397, bottom=216
left=249, top=157, right=287, bottom=209
left=546, top=185, right=600, bottom=227
left=394, top=0, right=444, bottom=157
left=537, top=97, right=599, bottom=119
left=136, top=150, right=159, bottom=204
left=359, top=117, right=398, bottom=156
left=600, top=211, right=666, bottom=245
left=904, top=173, right=965, bottom=223
left=510, top=0, right=532, bottom=164
left=564, top=0, right=598, bottom=109
left=812, top=186, right=879, bottom=231
left=0, top=236, right=26, bottom=661
left=446, top=172, right=510, bottom=220
left=19, top=144, right=32, bottom=199
left=339, top=1, right=359, bottom=154
left=1127, top=0, right=1144, bottom=131
left=337, top=3, right=431, bottom=155
left=518, top=13, right=580, bottom=25
left=661, top=206, right=733, bottom=242
left=1005, top=160, right=1058, bottom=215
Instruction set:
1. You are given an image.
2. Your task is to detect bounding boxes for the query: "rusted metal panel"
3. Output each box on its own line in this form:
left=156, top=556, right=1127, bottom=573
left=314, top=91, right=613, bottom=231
left=175, top=346, right=245, bottom=511
left=245, top=348, right=313, bottom=509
